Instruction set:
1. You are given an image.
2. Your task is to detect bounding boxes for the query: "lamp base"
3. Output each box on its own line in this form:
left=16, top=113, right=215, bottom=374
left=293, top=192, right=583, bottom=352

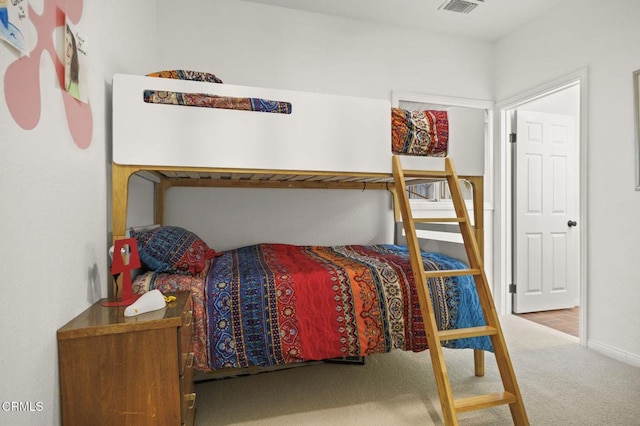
left=101, top=294, right=141, bottom=307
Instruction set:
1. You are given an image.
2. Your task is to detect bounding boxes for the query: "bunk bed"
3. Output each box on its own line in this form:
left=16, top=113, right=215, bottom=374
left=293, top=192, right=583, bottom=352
left=110, top=73, right=513, bottom=420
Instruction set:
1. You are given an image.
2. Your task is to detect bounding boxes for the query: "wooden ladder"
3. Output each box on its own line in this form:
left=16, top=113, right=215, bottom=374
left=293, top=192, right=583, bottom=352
left=392, top=155, right=529, bottom=425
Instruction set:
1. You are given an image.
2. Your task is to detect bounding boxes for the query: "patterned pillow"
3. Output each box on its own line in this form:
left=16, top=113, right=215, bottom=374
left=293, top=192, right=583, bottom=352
left=130, top=226, right=218, bottom=275
left=391, top=108, right=449, bottom=157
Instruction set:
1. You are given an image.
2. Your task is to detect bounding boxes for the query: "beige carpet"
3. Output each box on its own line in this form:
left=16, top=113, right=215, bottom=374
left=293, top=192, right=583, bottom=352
left=194, top=315, right=640, bottom=425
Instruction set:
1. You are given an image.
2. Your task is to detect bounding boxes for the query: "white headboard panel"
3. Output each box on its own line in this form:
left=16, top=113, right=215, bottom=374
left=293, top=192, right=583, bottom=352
left=113, top=74, right=393, bottom=173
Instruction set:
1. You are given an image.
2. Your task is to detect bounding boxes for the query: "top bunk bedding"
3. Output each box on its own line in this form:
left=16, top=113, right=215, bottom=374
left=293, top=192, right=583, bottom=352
left=112, top=72, right=484, bottom=177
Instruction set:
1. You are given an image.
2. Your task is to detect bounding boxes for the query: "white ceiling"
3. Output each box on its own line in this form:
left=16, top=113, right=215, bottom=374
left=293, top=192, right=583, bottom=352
left=241, top=0, right=567, bottom=41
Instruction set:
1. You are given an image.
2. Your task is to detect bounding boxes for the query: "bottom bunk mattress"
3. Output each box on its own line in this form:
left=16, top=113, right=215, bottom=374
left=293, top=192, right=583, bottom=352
left=133, top=243, right=491, bottom=373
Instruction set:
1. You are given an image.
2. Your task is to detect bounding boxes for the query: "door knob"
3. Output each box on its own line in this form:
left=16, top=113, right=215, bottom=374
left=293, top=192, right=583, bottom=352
left=567, top=220, right=577, bottom=227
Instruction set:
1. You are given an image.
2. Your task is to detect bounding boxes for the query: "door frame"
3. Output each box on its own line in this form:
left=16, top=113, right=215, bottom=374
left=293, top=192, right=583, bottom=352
left=494, top=68, right=588, bottom=346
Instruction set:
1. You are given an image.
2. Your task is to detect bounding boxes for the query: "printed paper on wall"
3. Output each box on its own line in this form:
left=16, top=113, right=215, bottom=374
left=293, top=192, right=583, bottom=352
left=64, top=19, right=89, bottom=103
left=0, top=0, right=28, bottom=54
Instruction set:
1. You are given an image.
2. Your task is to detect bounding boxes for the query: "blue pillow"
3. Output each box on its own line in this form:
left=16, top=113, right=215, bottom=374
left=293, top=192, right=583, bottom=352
left=130, top=226, right=218, bottom=275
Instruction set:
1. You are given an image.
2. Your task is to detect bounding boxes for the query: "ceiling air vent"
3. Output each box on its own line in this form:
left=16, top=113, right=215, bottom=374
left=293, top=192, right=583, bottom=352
left=439, top=0, right=484, bottom=14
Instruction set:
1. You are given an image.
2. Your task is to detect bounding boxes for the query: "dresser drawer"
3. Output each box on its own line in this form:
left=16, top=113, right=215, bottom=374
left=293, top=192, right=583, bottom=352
left=178, top=295, right=196, bottom=425
left=181, top=360, right=196, bottom=426
left=179, top=296, right=194, bottom=375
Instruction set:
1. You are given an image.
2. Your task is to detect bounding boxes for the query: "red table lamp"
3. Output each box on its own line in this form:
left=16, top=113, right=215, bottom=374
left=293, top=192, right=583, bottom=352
left=101, top=238, right=142, bottom=307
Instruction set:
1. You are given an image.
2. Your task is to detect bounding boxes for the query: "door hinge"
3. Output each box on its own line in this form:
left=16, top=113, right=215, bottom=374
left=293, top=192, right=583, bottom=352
left=509, top=133, right=517, bottom=143
left=509, top=283, right=517, bottom=293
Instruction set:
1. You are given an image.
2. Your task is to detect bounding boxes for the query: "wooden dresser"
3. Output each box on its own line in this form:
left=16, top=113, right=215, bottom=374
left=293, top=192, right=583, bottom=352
left=57, top=291, right=196, bottom=425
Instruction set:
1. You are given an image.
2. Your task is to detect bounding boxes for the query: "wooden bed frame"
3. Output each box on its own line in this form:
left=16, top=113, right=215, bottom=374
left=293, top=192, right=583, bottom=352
left=109, top=74, right=531, bottom=424
left=110, top=162, right=487, bottom=378
left=111, top=72, right=486, bottom=261
left=110, top=72, right=488, bottom=376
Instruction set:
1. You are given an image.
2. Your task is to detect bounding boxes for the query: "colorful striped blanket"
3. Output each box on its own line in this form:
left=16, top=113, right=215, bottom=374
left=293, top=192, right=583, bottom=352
left=134, top=243, right=491, bottom=373
left=143, top=90, right=292, bottom=114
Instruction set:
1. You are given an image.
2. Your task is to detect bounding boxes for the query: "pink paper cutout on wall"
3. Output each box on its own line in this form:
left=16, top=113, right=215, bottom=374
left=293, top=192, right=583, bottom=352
left=3, top=0, right=92, bottom=149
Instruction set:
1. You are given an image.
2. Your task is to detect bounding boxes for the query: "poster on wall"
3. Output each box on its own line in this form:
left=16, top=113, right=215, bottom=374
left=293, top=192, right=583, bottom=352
left=0, top=0, right=28, bottom=54
left=64, top=19, right=88, bottom=103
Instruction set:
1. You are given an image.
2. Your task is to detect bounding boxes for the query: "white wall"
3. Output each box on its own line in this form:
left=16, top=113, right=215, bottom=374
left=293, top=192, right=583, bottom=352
left=164, top=187, right=394, bottom=251
left=495, top=0, right=640, bottom=364
left=157, top=0, right=493, bottom=101
left=0, top=1, right=157, bottom=424
left=152, top=0, right=494, bottom=248
left=519, top=84, right=580, bottom=116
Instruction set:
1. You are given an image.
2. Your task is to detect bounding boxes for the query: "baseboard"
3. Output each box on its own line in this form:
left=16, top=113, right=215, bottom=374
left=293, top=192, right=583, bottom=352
left=587, top=338, right=640, bottom=368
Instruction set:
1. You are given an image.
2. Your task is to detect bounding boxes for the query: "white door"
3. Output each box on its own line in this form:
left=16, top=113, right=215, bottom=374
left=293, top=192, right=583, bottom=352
left=513, top=110, right=579, bottom=313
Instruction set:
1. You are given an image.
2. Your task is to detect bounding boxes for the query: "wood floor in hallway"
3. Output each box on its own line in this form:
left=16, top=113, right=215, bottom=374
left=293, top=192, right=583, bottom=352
left=516, top=307, right=579, bottom=337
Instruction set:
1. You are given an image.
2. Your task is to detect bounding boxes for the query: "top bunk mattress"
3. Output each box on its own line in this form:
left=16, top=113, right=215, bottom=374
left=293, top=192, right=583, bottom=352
left=112, top=73, right=483, bottom=176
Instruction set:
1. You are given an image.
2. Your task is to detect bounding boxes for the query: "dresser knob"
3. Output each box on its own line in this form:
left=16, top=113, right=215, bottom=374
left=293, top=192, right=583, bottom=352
left=184, top=393, right=196, bottom=410
left=183, top=310, right=193, bottom=326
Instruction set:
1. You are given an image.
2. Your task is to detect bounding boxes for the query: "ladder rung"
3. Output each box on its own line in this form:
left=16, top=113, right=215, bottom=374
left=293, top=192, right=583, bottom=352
left=413, top=217, right=465, bottom=223
left=438, top=326, right=498, bottom=341
left=402, top=169, right=451, bottom=179
left=423, top=269, right=481, bottom=278
left=454, top=392, right=517, bottom=414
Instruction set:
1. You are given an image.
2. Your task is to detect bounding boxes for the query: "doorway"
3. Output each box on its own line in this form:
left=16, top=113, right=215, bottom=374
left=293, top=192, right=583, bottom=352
left=496, top=70, right=587, bottom=344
